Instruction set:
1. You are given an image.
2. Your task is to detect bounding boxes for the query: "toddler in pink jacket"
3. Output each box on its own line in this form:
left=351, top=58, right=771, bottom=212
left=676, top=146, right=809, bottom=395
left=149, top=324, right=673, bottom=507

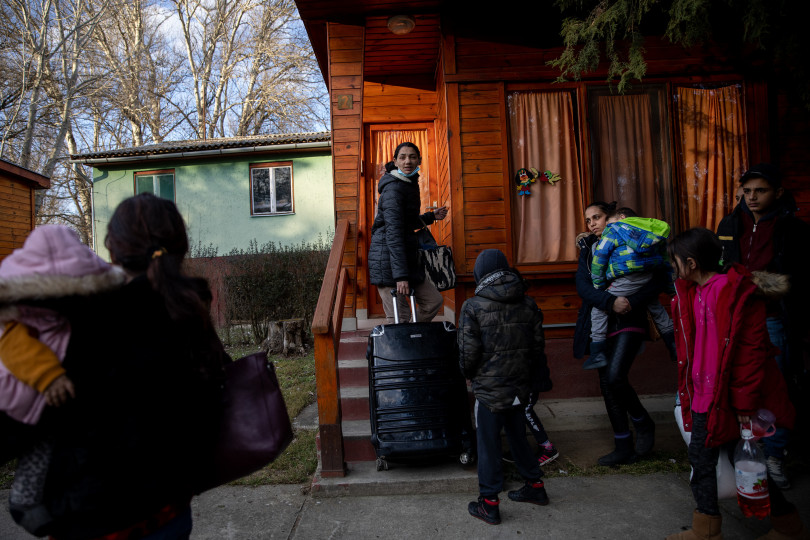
left=0, top=225, right=124, bottom=534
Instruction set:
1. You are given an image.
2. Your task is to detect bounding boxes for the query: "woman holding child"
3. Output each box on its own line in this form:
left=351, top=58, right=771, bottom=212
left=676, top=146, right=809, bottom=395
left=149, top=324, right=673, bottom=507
left=1, top=193, right=229, bottom=539
left=574, top=201, right=665, bottom=466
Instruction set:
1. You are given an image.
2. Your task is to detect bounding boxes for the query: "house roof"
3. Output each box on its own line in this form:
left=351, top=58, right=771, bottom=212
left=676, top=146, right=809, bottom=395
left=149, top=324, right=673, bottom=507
left=0, top=157, right=50, bottom=189
left=70, top=131, right=331, bottom=164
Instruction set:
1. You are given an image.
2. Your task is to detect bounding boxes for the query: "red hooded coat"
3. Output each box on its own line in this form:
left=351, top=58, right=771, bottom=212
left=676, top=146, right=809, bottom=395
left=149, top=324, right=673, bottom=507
left=671, top=264, right=795, bottom=447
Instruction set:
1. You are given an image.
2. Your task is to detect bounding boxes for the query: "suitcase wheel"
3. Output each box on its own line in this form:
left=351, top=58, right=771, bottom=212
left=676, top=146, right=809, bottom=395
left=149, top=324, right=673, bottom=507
left=459, top=451, right=476, bottom=466
left=376, top=457, right=389, bottom=471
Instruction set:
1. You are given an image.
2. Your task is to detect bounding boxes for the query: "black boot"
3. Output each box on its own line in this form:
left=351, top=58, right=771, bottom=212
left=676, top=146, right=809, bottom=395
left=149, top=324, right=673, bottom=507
left=633, top=415, right=656, bottom=457
left=597, top=436, right=637, bottom=466
left=661, top=331, right=677, bottom=363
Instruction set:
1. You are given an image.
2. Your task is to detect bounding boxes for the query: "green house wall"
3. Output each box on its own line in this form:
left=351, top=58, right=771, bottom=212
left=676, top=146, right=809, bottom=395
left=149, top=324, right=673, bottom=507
left=91, top=151, right=334, bottom=260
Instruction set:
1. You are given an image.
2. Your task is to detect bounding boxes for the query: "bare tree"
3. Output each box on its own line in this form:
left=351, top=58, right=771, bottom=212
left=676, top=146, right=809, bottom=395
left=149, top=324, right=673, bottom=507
left=172, top=0, right=327, bottom=139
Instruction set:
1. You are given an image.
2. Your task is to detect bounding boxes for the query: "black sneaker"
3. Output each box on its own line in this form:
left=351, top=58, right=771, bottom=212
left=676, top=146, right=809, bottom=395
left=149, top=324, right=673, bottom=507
left=507, top=482, right=549, bottom=506
left=468, top=496, right=501, bottom=525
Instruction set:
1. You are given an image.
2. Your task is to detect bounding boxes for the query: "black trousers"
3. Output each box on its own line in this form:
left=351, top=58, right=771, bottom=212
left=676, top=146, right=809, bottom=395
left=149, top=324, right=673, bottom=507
left=597, top=331, right=648, bottom=434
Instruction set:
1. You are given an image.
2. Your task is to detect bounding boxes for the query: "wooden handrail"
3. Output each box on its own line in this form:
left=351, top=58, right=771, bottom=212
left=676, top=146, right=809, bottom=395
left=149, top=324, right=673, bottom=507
left=312, top=219, right=349, bottom=334
left=311, top=219, right=350, bottom=478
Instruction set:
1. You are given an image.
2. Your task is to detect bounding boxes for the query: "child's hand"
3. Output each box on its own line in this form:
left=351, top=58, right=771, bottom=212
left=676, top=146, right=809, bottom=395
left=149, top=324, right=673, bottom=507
left=737, top=414, right=751, bottom=424
left=44, top=374, right=75, bottom=407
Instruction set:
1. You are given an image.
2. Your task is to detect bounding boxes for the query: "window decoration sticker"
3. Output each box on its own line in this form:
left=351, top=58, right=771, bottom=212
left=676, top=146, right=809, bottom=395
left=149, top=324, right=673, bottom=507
left=514, top=167, right=561, bottom=195
left=514, top=167, right=537, bottom=195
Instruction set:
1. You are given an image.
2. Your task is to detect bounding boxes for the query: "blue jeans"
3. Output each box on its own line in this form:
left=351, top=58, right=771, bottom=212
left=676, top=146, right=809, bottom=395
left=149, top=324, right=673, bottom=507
left=764, top=317, right=790, bottom=459
left=475, top=400, right=542, bottom=498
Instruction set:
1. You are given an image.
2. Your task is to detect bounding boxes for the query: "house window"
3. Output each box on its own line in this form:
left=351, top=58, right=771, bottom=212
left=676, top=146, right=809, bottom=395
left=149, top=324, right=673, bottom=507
left=250, top=162, right=293, bottom=215
left=135, top=170, right=174, bottom=201
left=587, top=83, right=747, bottom=234
left=587, top=85, right=675, bottom=225
left=507, top=90, right=586, bottom=264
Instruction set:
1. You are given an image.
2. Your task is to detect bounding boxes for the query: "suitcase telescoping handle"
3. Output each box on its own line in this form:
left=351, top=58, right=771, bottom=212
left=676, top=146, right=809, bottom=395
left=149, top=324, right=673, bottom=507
left=390, top=288, right=417, bottom=324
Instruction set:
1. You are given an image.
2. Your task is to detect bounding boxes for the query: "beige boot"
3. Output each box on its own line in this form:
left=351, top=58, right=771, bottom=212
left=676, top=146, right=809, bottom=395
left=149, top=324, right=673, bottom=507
left=666, top=510, right=723, bottom=540
left=757, top=511, right=810, bottom=540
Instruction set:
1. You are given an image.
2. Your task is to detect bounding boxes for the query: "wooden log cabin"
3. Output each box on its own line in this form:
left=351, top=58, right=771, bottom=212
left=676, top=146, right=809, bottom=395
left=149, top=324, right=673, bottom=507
left=300, top=1, right=810, bottom=476
left=0, top=158, right=50, bottom=261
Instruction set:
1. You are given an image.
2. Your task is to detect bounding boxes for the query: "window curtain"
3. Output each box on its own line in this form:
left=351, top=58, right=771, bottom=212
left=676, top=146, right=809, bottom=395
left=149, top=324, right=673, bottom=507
left=371, top=130, right=429, bottom=213
left=508, top=91, right=584, bottom=263
left=675, top=85, right=747, bottom=231
left=593, top=94, right=666, bottom=220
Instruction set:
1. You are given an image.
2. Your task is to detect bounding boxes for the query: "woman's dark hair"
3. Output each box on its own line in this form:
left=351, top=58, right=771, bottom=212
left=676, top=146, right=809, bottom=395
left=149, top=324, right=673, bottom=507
left=384, top=142, right=421, bottom=173
left=105, top=193, right=209, bottom=324
left=667, top=227, right=724, bottom=275
left=584, top=200, right=617, bottom=217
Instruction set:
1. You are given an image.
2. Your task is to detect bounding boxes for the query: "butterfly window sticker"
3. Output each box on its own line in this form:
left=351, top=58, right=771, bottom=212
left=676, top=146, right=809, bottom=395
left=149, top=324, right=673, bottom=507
left=514, top=167, right=561, bottom=195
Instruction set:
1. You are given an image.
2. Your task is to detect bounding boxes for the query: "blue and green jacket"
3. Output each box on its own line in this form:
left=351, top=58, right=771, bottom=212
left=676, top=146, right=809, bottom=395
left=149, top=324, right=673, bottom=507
left=591, top=217, right=671, bottom=289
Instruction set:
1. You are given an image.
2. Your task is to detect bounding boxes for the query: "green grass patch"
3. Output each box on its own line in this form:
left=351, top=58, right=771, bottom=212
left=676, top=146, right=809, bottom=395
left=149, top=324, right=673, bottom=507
left=229, top=429, right=318, bottom=486
left=505, top=447, right=691, bottom=482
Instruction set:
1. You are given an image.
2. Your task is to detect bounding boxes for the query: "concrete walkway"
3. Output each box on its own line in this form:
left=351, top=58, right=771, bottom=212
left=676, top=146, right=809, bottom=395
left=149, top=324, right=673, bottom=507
left=2, top=395, right=807, bottom=539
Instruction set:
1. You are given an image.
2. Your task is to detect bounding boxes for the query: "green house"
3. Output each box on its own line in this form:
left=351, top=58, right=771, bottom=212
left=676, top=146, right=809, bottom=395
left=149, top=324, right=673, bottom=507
left=70, top=132, right=333, bottom=258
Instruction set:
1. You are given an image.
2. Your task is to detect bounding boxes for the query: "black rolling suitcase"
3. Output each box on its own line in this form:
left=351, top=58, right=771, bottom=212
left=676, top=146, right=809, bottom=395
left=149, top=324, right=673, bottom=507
left=366, top=291, right=475, bottom=471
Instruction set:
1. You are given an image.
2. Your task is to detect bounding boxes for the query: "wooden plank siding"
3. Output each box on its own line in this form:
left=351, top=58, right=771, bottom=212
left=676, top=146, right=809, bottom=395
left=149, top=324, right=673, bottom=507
left=328, top=22, right=364, bottom=319
left=457, top=83, right=509, bottom=272
left=0, top=177, right=35, bottom=260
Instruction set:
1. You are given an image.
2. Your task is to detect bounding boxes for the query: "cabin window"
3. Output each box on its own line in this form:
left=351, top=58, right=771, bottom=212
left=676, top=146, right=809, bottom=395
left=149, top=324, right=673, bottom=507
left=507, top=90, right=585, bottom=264
left=586, top=83, right=747, bottom=233
left=250, top=162, right=294, bottom=215
left=135, top=170, right=175, bottom=201
left=587, top=85, right=675, bottom=225
left=672, top=84, right=747, bottom=231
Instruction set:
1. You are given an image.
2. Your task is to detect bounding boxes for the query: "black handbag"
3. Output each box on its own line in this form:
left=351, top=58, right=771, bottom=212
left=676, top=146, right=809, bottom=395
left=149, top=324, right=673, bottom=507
left=197, top=351, right=294, bottom=492
left=416, top=223, right=457, bottom=291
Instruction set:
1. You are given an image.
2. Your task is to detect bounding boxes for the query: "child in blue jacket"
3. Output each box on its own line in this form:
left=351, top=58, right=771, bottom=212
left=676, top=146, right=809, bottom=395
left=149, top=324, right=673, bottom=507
left=584, top=208, right=676, bottom=371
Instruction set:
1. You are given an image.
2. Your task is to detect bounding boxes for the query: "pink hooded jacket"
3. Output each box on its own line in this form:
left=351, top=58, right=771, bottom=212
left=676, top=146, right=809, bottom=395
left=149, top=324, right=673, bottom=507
left=0, top=225, right=125, bottom=424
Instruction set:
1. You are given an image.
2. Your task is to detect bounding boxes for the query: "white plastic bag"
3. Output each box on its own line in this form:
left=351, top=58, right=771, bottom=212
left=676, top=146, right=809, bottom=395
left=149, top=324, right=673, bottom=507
left=674, top=404, right=736, bottom=499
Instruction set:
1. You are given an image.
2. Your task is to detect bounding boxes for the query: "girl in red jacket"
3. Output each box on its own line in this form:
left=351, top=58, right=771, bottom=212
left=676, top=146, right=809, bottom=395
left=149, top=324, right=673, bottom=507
left=666, top=227, right=805, bottom=540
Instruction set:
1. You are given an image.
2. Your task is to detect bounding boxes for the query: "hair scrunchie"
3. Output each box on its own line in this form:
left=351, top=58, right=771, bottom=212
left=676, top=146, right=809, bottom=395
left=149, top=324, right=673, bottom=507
left=151, top=247, right=167, bottom=259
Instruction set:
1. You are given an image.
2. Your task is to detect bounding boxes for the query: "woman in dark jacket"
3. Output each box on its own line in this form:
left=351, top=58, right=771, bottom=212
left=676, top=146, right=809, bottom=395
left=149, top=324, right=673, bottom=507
left=25, top=194, right=229, bottom=539
left=368, top=142, right=447, bottom=322
left=575, top=201, right=667, bottom=466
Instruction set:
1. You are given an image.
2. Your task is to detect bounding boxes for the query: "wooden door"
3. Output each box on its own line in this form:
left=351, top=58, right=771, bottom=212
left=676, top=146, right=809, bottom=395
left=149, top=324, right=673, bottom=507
left=363, top=123, right=437, bottom=318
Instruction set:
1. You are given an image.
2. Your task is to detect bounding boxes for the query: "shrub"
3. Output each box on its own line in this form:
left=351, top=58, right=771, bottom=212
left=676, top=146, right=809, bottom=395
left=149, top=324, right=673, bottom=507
left=188, top=232, right=332, bottom=345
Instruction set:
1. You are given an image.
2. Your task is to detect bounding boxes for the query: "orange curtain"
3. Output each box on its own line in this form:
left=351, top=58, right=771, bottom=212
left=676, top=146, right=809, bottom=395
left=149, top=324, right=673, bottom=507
left=508, top=92, right=584, bottom=263
left=371, top=130, right=430, bottom=213
left=675, top=85, right=748, bottom=230
left=594, top=94, right=664, bottom=219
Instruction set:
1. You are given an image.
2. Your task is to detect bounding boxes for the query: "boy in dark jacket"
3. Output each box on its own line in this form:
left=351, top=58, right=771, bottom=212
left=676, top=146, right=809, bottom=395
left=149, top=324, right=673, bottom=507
left=459, top=249, right=551, bottom=525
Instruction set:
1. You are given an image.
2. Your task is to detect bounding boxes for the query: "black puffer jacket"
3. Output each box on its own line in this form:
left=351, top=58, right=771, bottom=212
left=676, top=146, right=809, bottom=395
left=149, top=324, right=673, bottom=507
left=458, top=269, right=550, bottom=412
left=368, top=170, right=436, bottom=287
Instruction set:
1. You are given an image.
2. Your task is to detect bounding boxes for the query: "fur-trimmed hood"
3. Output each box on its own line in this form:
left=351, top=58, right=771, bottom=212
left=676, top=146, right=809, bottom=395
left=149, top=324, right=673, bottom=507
left=750, top=270, right=790, bottom=300
left=0, top=225, right=126, bottom=319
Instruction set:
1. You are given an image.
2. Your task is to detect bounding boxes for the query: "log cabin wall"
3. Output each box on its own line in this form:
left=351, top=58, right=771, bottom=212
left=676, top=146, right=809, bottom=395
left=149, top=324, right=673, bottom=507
left=775, top=91, right=810, bottom=221
left=0, top=161, right=48, bottom=262
left=440, top=30, right=810, bottom=338
left=0, top=179, right=35, bottom=260
left=328, top=22, right=364, bottom=323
